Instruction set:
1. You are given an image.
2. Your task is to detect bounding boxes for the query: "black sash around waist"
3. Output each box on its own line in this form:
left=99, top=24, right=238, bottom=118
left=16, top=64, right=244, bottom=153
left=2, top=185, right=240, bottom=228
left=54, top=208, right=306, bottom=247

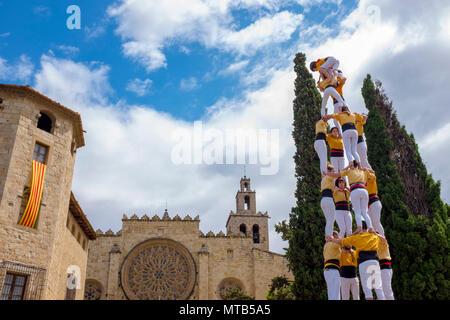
left=324, top=259, right=340, bottom=270
left=335, top=201, right=350, bottom=211
left=379, top=259, right=392, bottom=270
left=358, top=251, right=379, bottom=264
left=358, top=135, right=364, bottom=143
left=321, top=189, right=333, bottom=198
left=350, top=183, right=366, bottom=192
left=368, top=193, right=380, bottom=205
left=330, top=148, right=344, bottom=158
left=315, top=132, right=326, bottom=141
left=342, top=123, right=356, bottom=132
left=340, top=266, right=357, bottom=278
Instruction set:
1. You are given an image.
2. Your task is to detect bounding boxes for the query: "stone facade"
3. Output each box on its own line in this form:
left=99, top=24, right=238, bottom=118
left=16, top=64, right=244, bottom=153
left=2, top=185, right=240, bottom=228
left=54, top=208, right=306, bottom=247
left=0, top=84, right=96, bottom=300
left=0, top=84, right=292, bottom=300
left=85, top=177, right=293, bottom=300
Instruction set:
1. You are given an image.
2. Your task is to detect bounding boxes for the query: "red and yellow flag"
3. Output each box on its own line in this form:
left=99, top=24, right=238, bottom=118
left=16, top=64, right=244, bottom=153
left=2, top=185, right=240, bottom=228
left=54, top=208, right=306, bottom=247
left=19, top=160, right=47, bottom=228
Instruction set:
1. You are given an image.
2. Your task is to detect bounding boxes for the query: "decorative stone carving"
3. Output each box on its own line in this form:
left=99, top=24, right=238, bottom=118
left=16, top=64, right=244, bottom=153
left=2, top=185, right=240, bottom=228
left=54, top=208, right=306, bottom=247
left=84, top=279, right=103, bottom=300
left=217, top=278, right=244, bottom=300
left=120, top=238, right=196, bottom=300
left=162, top=211, right=170, bottom=221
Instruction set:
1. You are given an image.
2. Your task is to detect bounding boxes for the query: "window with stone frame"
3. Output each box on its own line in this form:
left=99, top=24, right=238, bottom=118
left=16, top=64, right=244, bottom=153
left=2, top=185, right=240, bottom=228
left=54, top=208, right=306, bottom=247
left=33, top=142, right=48, bottom=164
left=37, top=112, right=53, bottom=133
left=0, top=273, right=27, bottom=300
left=244, top=195, right=250, bottom=210
left=239, top=224, right=247, bottom=235
left=252, top=224, right=260, bottom=244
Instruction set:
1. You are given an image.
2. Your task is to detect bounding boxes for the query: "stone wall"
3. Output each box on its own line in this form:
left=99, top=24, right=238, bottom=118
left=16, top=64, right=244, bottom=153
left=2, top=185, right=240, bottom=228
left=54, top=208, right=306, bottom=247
left=0, top=88, right=89, bottom=300
left=86, top=213, right=293, bottom=300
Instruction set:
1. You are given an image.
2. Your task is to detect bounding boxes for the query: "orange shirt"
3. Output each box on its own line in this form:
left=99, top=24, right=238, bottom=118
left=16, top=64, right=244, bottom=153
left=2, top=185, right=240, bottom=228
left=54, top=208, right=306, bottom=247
left=355, top=117, right=366, bottom=136
left=326, top=134, right=343, bottom=150
left=316, top=58, right=327, bottom=69
left=316, top=119, right=328, bottom=135
left=367, top=174, right=378, bottom=194
left=331, top=112, right=364, bottom=127
left=341, top=168, right=374, bottom=185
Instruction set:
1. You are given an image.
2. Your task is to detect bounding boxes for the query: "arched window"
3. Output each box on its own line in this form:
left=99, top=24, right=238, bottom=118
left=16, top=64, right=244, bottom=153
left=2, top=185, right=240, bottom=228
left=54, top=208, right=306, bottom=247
left=244, top=196, right=250, bottom=210
left=252, top=225, right=260, bottom=244
left=239, top=224, right=246, bottom=235
left=243, top=182, right=248, bottom=191
left=37, top=112, right=53, bottom=133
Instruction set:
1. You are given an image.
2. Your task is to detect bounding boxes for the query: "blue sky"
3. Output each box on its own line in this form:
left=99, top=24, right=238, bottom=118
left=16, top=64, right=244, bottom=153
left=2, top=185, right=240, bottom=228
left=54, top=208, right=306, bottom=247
left=1, top=0, right=449, bottom=254
left=0, top=0, right=357, bottom=121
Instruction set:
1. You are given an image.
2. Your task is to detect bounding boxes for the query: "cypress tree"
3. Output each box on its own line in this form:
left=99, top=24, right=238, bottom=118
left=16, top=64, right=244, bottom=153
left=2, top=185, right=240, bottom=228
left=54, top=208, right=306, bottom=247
left=275, top=52, right=327, bottom=299
left=362, top=75, right=449, bottom=299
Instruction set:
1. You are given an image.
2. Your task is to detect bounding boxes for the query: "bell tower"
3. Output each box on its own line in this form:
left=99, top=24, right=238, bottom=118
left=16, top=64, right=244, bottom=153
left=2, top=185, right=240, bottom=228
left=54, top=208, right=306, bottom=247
left=226, top=176, right=269, bottom=251
left=235, top=176, right=256, bottom=214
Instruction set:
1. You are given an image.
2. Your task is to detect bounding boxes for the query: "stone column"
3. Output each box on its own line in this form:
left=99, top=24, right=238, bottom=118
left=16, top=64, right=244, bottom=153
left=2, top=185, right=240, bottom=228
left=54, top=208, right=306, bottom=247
left=106, top=244, right=121, bottom=300
left=197, top=244, right=209, bottom=300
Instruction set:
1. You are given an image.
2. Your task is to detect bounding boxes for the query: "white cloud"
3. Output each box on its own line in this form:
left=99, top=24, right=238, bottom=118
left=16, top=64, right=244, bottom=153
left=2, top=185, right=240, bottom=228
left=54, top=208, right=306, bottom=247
left=21, top=0, right=450, bottom=256
left=0, top=54, right=34, bottom=83
left=219, top=60, right=249, bottom=76
left=34, top=55, right=112, bottom=107
left=107, top=0, right=304, bottom=71
left=219, top=11, right=304, bottom=55
left=126, top=78, right=152, bottom=96
left=0, top=32, right=10, bottom=37
left=180, top=77, right=200, bottom=91
left=301, top=0, right=450, bottom=203
left=31, top=54, right=295, bottom=254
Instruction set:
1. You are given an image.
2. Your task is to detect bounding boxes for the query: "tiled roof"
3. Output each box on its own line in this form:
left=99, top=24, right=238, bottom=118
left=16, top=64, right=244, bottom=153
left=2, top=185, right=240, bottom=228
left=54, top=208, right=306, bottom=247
left=69, top=192, right=96, bottom=240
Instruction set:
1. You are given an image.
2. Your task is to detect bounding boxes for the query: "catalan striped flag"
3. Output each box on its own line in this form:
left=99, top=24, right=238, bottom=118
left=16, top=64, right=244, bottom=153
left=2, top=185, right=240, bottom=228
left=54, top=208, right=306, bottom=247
left=19, top=160, right=47, bottom=228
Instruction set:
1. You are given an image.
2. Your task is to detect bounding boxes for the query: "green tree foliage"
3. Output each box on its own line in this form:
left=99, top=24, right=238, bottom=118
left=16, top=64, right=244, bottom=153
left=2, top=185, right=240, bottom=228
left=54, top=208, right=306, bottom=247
left=222, top=288, right=254, bottom=300
left=275, top=52, right=327, bottom=299
left=362, top=75, right=449, bottom=299
left=266, top=276, right=295, bottom=300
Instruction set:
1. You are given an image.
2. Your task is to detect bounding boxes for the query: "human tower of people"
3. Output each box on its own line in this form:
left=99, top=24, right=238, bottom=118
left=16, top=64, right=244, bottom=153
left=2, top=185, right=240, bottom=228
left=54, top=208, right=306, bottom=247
left=310, top=56, right=394, bottom=300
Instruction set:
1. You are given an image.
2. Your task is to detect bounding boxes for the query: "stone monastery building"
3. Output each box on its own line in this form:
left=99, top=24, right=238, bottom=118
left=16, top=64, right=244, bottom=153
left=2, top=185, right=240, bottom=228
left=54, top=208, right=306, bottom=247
left=0, top=84, right=292, bottom=300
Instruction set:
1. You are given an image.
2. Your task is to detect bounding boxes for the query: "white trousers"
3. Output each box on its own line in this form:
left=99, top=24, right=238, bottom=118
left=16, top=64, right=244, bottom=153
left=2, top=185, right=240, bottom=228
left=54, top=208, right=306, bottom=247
left=335, top=209, right=352, bottom=238
left=359, top=260, right=385, bottom=300
left=381, top=268, right=395, bottom=300
left=357, top=139, right=372, bottom=169
left=314, top=139, right=328, bottom=174
left=333, top=102, right=343, bottom=135
left=350, top=188, right=372, bottom=228
left=321, top=57, right=339, bottom=72
left=340, top=277, right=360, bottom=300
left=321, top=86, right=345, bottom=117
left=368, top=200, right=384, bottom=236
left=324, top=269, right=341, bottom=300
left=321, top=197, right=335, bottom=236
left=330, top=156, right=346, bottom=173
left=343, top=129, right=360, bottom=163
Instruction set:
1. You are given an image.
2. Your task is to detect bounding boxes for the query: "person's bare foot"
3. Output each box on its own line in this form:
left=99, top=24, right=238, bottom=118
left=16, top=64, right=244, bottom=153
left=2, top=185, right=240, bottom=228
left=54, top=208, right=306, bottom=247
left=368, top=228, right=376, bottom=234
